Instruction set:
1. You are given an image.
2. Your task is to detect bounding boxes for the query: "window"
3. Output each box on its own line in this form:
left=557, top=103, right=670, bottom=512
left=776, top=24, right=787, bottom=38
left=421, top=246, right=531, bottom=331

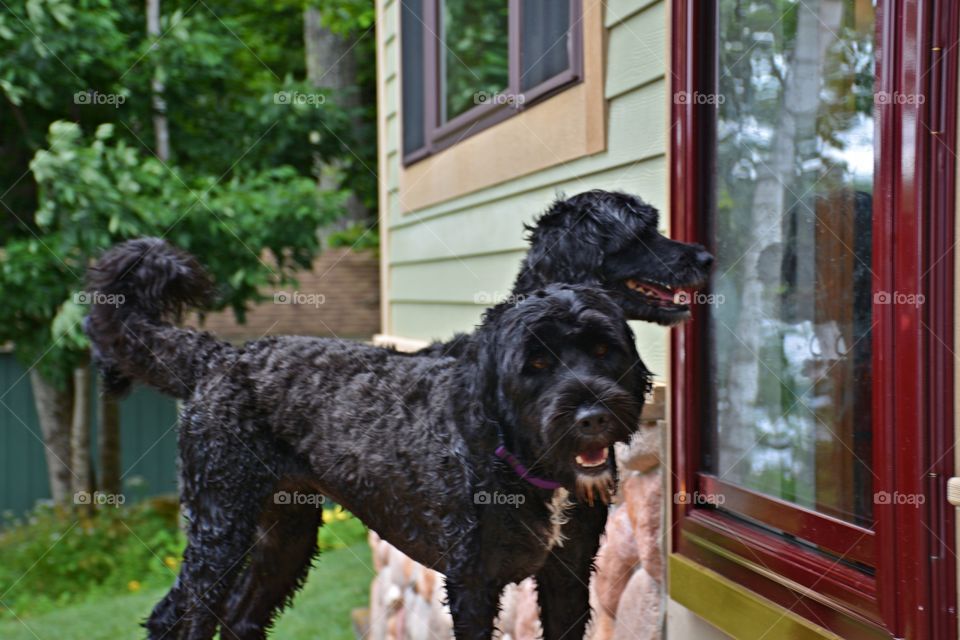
left=671, top=1, right=958, bottom=637
left=400, top=0, right=583, bottom=163
left=711, top=0, right=876, bottom=533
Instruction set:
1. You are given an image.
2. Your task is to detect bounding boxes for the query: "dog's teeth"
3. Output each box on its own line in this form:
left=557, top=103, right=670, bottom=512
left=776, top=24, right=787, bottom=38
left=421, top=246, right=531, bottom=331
left=575, top=449, right=609, bottom=468
left=575, top=454, right=603, bottom=468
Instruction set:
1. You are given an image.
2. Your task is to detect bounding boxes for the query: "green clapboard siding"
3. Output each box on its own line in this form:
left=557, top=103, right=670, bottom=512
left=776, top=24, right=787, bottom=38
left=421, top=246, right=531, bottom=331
left=380, top=0, right=673, bottom=379
left=0, top=353, right=179, bottom=515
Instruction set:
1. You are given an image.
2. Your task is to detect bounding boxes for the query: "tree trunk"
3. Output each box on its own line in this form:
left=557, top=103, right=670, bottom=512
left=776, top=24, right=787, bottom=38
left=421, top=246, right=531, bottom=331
left=98, top=394, right=122, bottom=495
left=70, top=365, right=93, bottom=501
left=29, top=369, right=74, bottom=503
left=304, top=7, right=367, bottom=226
left=147, top=0, right=170, bottom=161
left=304, top=7, right=357, bottom=96
left=719, top=2, right=841, bottom=485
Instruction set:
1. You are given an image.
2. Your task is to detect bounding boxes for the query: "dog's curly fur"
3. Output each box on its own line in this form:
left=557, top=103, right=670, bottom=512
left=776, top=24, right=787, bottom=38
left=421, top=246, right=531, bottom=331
left=85, top=191, right=709, bottom=639
left=417, top=190, right=713, bottom=360
left=86, top=237, right=650, bottom=640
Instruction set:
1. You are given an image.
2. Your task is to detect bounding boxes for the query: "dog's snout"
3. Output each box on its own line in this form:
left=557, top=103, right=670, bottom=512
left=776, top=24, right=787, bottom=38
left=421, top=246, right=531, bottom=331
left=575, top=406, right=612, bottom=433
left=693, top=246, right=714, bottom=270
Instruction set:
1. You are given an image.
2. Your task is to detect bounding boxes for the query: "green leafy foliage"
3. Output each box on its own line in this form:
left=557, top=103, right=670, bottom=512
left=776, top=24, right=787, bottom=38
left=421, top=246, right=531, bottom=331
left=327, top=222, right=380, bottom=254
left=0, top=497, right=185, bottom=619
left=0, top=0, right=378, bottom=380
left=1, top=0, right=378, bottom=236
left=0, top=500, right=367, bottom=620
left=0, top=122, right=345, bottom=380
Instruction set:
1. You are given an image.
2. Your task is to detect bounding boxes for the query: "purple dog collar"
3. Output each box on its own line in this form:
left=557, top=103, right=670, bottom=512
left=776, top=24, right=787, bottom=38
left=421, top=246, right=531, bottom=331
left=494, top=444, right=563, bottom=490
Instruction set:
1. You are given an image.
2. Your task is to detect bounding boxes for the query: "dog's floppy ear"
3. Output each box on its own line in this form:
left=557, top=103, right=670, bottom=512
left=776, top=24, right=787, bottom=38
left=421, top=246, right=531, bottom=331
left=514, top=195, right=608, bottom=294
left=469, top=317, right=509, bottom=426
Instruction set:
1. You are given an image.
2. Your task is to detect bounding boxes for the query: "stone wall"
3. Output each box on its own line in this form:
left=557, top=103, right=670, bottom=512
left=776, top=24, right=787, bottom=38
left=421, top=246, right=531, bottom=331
left=361, top=386, right=667, bottom=640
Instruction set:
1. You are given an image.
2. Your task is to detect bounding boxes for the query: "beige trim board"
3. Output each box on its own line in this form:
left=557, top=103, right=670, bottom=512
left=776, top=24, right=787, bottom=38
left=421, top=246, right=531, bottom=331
left=376, top=0, right=393, bottom=335
left=398, top=0, right=607, bottom=212
left=372, top=333, right=431, bottom=353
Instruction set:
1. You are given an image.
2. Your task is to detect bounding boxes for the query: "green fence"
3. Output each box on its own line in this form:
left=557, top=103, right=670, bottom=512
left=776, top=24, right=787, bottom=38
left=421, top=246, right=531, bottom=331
left=0, top=352, right=179, bottom=515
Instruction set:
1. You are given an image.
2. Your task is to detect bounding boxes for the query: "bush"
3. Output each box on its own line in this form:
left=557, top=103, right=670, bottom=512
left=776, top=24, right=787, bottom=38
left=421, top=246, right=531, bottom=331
left=0, top=499, right=368, bottom=620
left=327, top=223, right=380, bottom=254
left=0, top=497, right=184, bottom=619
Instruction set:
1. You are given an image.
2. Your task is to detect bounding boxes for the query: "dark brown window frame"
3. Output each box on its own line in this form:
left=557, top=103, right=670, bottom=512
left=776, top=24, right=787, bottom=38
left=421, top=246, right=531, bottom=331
left=401, top=0, right=584, bottom=165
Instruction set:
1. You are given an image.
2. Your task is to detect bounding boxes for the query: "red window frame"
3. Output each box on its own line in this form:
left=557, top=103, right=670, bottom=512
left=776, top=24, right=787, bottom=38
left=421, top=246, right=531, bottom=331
left=670, top=1, right=959, bottom=637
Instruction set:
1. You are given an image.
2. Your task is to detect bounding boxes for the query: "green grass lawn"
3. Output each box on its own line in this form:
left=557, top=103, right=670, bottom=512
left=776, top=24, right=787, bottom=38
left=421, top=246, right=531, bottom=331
left=0, top=540, right=374, bottom=640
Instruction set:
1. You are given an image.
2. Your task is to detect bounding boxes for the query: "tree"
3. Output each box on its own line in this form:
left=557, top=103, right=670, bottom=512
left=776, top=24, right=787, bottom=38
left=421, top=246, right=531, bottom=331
left=0, top=0, right=377, bottom=503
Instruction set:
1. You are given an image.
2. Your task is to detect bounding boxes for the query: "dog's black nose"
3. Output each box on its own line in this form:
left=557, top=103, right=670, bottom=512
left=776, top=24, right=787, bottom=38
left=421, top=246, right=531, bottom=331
left=694, top=247, right=714, bottom=269
left=575, top=406, right=612, bottom=433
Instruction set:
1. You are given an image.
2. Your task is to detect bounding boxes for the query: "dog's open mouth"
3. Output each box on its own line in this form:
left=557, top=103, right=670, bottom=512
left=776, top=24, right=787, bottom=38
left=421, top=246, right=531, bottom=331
left=574, top=446, right=615, bottom=505
left=574, top=446, right=611, bottom=474
left=624, top=278, right=689, bottom=309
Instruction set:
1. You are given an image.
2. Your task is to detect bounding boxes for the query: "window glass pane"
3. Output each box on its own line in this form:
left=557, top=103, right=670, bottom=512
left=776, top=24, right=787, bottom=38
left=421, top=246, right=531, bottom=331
left=441, top=0, right=509, bottom=121
left=710, top=0, right=875, bottom=527
left=520, top=0, right=572, bottom=91
left=401, top=0, right=425, bottom=155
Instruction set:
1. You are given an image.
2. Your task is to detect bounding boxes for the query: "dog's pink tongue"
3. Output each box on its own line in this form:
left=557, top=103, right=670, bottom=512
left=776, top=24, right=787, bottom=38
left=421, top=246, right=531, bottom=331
left=648, top=283, right=676, bottom=302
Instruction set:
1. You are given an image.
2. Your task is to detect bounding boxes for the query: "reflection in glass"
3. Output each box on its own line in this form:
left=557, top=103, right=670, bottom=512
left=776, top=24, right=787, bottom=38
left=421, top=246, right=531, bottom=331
left=520, top=0, right=571, bottom=90
left=711, top=0, right=875, bottom=527
left=441, top=0, right=509, bottom=122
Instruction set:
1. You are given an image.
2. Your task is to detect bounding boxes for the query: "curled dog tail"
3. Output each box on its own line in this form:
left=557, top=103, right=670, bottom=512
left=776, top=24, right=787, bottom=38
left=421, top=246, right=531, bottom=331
left=85, top=238, right=233, bottom=399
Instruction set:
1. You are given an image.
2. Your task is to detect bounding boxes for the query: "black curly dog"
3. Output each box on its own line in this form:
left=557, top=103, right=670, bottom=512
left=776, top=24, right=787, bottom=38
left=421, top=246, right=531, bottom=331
left=86, top=190, right=712, bottom=639
left=87, top=237, right=650, bottom=640
left=419, top=190, right=713, bottom=360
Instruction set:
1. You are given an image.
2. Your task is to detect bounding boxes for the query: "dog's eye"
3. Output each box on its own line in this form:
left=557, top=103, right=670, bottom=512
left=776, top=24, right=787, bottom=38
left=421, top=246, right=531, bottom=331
left=528, top=356, right=551, bottom=370
left=593, top=343, right=609, bottom=358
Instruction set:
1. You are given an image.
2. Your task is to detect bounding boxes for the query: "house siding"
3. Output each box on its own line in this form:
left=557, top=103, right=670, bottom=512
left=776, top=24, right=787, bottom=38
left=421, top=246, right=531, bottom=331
left=378, top=0, right=672, bottom=379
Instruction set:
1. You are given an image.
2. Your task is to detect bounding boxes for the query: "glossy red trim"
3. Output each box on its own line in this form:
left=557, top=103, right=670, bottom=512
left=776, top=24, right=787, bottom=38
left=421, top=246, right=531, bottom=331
left=869, top=3, right=899, bottom=631
left=678, top=512, right=886, bottom=637
left=926, top=3, right=959, bottom=636
left=669, top=0, right=713, bottom=540
left=698, top=474, right=876, bottom=567
left=670, top=1, right=958, bottom=637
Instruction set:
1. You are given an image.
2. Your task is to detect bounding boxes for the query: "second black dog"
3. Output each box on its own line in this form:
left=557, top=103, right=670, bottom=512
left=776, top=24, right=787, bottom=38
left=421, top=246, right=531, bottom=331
left=417, top=189, right=713, bottom=360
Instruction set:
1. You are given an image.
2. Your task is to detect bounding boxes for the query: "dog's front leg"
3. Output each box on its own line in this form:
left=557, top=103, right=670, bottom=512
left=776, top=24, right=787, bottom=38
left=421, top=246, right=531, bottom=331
left=445, top=574, right=503, bottom=640
left=535, top=500, right=607, bottom=640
